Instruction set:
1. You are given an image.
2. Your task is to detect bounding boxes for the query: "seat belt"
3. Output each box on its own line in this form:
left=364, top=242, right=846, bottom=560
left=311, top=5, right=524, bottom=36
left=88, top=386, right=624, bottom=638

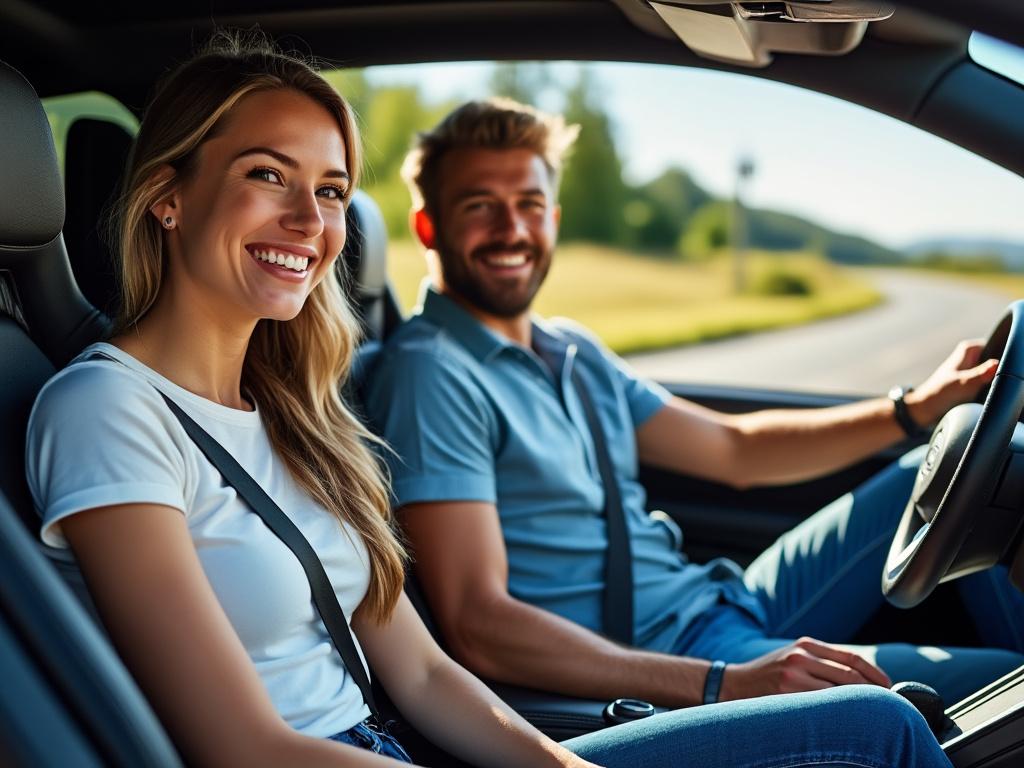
left=158, top=393, right=381, bottom=722
left=570, top=368, right=635, bottom=646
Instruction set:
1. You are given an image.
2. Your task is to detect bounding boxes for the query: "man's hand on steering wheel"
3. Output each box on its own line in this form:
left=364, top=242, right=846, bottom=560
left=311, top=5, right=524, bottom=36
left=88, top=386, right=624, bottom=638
left=907, top=339, right=999, bottom=428
left=717, top=637, right=892, bottom=701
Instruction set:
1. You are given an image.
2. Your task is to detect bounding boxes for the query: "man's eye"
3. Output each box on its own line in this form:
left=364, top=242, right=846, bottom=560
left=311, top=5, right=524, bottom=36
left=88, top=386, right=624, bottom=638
left=247, top=166, right=283, bottom=184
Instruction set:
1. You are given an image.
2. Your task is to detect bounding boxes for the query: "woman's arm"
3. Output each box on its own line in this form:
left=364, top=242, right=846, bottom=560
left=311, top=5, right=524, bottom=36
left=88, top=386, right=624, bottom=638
left=62, top=503, right=408, bottom=768
left=354, top=594, right=602, bottom=768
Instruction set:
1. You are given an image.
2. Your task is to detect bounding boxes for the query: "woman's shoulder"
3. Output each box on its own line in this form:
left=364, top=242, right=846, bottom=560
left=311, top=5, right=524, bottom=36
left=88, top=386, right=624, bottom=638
left=28, top=345, right=182, bottom=451
left=34, top=344, right=165, bottom=417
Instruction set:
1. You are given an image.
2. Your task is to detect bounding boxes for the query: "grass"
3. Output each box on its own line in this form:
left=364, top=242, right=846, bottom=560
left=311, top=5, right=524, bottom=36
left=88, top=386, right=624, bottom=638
left=386, top=241, right=882, bottom=355
left=939, top=272, right=1024, bottom=301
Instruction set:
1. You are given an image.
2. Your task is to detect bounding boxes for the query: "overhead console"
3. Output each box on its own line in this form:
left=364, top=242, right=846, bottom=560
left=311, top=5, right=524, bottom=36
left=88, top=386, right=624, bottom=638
left=645, top=1, right=894, bottom=66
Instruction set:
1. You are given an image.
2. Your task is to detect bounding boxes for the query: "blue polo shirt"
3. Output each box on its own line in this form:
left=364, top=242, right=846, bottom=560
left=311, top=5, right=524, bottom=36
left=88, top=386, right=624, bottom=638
left=365, top=287, right=766, bottom=652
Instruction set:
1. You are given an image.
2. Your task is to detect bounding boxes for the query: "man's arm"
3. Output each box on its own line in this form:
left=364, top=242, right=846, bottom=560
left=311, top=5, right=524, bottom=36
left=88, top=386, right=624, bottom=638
left=636, top=339, right=998, bottom=488
left=401, top=500, right=890, bottom=706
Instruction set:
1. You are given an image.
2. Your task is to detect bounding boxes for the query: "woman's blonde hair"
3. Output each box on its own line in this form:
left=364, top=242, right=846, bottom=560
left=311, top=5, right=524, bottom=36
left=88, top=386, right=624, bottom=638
left=111, top=31, right=406, bottom=622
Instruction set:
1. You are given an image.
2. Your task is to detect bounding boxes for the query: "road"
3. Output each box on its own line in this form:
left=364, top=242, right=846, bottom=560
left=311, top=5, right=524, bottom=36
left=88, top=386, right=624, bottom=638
left=625, top=271, right=1013, bottom=395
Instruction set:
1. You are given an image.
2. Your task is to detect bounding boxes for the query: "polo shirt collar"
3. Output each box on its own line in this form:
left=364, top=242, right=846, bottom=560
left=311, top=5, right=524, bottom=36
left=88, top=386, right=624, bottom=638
left=419, top=286, right=513, bottom=363
left=417, top=285, right=574, bottom=365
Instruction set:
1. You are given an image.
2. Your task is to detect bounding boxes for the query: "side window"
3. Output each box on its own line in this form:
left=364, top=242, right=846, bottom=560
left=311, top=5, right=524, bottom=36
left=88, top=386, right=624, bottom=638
left=42, top=92, right=138, bottom=175
left=42, top=92, right=138, bottom=314
left=329, top=64, right=1024, bottom=396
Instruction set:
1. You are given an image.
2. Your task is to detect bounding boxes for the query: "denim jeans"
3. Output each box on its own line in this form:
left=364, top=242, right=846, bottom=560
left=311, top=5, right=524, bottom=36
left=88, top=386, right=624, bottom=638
left=565, top=685, right=952, bottom=767
left=680, top=445, right=1024, bottom=704
left=328, top=719, right=413, bottom=762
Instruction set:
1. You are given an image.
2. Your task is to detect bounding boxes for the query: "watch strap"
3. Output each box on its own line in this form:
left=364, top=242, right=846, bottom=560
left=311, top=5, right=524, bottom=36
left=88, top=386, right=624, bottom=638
left=889, top=385, right=923, bottom=438
left=703, top=660, right=727, bottom=705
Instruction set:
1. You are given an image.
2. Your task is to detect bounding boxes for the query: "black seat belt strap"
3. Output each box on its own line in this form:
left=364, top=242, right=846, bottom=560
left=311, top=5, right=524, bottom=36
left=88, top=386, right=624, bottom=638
left=158, top=393, right=381, bottom=721
left=570, top=368, right=635, bottom=646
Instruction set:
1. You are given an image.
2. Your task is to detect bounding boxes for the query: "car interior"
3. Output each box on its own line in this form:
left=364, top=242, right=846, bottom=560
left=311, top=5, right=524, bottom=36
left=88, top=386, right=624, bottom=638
left=1, top=1, right=1024, bottom=766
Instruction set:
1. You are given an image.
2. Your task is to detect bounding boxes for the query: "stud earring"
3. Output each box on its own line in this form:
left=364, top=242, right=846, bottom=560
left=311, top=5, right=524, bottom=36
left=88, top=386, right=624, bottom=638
left=163, top=216, right=174, bottom=229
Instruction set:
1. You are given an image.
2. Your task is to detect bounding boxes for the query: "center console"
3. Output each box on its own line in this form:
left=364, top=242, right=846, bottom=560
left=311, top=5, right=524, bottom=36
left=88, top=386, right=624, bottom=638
left=945, top=665, right=1024, bottom=767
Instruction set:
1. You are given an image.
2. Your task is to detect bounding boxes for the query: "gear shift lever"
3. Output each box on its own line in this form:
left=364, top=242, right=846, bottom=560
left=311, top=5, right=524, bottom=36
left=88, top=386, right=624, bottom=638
left=891, top=681, right=954, bottom=738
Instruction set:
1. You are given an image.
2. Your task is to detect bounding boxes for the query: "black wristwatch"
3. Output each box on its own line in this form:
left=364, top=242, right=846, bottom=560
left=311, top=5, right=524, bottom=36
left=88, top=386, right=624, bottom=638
left=703, top=660, right=727, bottom=705
left=888, top=385, right=924, bottom=438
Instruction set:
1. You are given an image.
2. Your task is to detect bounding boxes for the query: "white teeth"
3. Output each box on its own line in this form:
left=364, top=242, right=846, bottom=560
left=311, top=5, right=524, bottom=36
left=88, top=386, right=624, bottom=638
left=487, top=254, right=527, bottom=267
left=251, top=249, right=311, bottom=272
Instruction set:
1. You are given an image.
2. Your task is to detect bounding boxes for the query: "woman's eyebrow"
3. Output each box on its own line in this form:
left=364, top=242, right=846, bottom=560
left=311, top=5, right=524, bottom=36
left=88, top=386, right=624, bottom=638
left=233, top=146, right=349, bottom=180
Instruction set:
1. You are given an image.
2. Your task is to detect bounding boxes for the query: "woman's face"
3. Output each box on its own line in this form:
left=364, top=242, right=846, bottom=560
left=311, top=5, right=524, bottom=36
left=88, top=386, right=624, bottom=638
left=162, top=87, right=349, bottom=324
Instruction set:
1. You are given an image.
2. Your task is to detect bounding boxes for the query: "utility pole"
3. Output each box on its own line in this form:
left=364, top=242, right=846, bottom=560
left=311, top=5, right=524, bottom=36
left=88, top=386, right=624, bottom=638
left=733, top=155, right=755, bottom=294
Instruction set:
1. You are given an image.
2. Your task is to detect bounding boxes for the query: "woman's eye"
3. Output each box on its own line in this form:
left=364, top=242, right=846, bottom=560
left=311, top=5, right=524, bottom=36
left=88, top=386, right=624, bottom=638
left=247, top=166, right=283, bottom=184
left=317, top=185, right=346, bottom=201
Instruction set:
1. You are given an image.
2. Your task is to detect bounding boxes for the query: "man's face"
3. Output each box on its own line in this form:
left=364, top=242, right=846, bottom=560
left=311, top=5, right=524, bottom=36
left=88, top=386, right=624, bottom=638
left=431, top=147, right=559, bottom=318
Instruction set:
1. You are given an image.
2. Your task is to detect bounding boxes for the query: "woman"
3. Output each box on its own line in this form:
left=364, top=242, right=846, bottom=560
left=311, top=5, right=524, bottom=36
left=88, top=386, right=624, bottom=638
left=25, top=34, right=952, bottom=767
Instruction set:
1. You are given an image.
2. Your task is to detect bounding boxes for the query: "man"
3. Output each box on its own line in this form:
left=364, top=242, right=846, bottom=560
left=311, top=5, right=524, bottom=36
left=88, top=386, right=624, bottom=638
left=364, top=98, right=1024, bottom=708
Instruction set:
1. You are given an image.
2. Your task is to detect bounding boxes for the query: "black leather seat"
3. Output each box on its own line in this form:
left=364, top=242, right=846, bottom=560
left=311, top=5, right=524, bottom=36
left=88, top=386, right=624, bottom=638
left=0, top=58, right=181, bottom=768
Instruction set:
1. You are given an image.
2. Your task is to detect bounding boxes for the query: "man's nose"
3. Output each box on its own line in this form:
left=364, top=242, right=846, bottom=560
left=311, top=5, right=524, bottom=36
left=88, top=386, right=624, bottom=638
left=493, top=202, right=528, bottom=240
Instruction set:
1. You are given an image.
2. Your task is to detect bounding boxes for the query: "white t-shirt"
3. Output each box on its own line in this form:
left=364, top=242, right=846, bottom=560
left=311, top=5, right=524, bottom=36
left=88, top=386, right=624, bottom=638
left=25, top=342, right=373, bottom=737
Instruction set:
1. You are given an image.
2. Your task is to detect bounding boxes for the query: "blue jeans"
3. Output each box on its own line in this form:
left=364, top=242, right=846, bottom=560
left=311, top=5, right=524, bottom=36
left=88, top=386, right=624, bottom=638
left=340, top=690, right=950, bottom=767
left=328, top=719, right=412, bottom=762
left=565, top=685, right=951, bottom=767
left=681, top=445, right=1024, bottom=704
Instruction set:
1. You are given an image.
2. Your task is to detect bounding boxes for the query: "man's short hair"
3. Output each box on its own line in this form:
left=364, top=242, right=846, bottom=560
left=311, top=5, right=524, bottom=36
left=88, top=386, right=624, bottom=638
left=400, top=97, right=580, bottom=215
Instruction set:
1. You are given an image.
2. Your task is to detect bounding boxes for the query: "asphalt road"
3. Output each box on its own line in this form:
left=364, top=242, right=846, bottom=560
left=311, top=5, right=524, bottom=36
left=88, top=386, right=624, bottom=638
left=625, top=271, right=1014, bottom=395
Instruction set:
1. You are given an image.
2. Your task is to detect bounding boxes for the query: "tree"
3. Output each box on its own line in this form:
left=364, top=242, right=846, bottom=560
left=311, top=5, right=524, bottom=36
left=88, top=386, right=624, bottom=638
left=489, top=62, right=554, bottom=104
left=557, top=71, right=629, bottom=244
left=678, top=201, right=731, bottom=260
left=625, top=167, right=712, bottom=251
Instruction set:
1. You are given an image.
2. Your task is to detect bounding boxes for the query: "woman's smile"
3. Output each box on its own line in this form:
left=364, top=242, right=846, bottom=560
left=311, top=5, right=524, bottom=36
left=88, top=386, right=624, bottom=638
left=245, top=242, right=319, bottom=283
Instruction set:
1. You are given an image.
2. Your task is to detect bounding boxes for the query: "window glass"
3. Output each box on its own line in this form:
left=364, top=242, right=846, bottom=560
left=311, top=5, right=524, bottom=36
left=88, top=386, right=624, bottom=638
left=343, top=63, right=1024, bottom=394
left=42, top=91, right=139, bottom=173
left=970, top=32, right=1024, bottom=86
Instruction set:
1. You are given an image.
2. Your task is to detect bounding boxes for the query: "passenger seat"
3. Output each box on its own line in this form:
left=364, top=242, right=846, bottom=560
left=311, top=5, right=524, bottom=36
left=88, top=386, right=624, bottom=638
left=0, top=58, right=181, bottom=768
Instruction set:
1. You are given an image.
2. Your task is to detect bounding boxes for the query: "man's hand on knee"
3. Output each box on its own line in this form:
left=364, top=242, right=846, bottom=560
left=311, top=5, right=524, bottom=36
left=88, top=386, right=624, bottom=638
left=718, top=637, right=892, bottom=701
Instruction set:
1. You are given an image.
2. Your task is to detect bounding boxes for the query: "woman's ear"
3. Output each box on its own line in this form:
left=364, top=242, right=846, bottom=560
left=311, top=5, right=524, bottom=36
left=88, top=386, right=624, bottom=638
left=411, top=208, right=437, bottom=250
left=148, top=165, right=180, bottom=230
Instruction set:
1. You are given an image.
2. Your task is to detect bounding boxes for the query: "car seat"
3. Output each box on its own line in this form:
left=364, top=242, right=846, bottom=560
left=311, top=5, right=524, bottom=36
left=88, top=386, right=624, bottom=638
left=0, top=58, right=182, bottom=768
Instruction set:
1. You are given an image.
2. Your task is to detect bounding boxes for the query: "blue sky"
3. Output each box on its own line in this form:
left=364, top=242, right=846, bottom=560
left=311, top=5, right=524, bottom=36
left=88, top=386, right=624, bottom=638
left=366, top=46, right=1024, bottom=252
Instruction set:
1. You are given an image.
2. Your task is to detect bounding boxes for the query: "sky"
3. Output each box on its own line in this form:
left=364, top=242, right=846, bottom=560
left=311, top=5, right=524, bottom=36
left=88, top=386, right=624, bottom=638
left=365, top=37, right=1024, bottom=252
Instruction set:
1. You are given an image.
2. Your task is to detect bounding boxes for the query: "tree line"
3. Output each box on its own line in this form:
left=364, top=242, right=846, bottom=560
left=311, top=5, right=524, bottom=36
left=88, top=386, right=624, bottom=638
left=324, top=63, right=985, bottom=270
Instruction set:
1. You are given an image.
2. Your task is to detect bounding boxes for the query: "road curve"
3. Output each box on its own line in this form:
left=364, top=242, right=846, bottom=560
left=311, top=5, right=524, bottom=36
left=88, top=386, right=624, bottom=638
left=625, top=270, right=1016, bottom=395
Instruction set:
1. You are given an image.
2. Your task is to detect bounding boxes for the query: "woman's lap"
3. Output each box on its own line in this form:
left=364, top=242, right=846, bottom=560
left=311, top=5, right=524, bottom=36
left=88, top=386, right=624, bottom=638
left=563, top=685, right=951, bottom=768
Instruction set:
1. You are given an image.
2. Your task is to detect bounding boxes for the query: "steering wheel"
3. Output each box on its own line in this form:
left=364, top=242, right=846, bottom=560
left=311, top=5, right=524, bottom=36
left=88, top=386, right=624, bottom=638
left=883, top=301, right=1024, bottom=609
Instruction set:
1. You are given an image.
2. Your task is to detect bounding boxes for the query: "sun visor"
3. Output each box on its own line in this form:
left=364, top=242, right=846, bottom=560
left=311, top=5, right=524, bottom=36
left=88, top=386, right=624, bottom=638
left=649, top=1, right=894, bottom=67
left=0, top=61, right=65, bottom=250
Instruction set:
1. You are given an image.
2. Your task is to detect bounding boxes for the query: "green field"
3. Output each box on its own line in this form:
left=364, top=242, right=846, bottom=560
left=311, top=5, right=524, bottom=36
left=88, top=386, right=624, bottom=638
left=387, top=241, right=882, bottom=355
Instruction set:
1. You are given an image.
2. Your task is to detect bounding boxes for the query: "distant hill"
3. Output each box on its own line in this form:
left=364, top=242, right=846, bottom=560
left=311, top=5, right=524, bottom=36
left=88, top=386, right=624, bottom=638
left=745, top=207, right=900, bottom=266
left=905, top=238, right=1024, bottom=271
left=621, top=166, right=901, bottom=266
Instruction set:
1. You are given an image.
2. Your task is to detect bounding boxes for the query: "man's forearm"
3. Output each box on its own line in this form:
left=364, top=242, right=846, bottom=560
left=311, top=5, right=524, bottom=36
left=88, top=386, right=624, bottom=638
left=729, top=395, right=923, bottom=487
left=450, top=591, right=711, bottom=708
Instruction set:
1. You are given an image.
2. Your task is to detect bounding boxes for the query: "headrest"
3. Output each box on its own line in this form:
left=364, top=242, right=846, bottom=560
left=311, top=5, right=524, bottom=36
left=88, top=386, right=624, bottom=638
left=342, top=190, right=388, bottom=301
left=0, top=61, right=64, bottom=250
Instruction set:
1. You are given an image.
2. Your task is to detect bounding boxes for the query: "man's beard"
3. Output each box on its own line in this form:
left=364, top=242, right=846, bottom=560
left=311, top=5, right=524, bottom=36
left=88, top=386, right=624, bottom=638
left=437, top=239, right=551, bottom=319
